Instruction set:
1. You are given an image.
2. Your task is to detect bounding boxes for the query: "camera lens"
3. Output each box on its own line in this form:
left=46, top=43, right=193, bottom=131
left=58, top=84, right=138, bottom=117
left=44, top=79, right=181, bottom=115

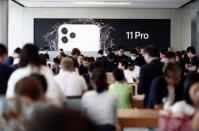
left=62, top=36, right=68, bottom=44
left=61, top=27, right=68, bottom=34
left=70, top=32, right=76, bottom=39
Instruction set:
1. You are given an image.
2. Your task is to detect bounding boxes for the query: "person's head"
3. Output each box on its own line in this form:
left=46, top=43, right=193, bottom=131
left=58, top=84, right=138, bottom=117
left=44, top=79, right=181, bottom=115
left=113, top=69, right=125, bottom=82
left=60, top=57, right=74, bottom=72
left=160, top=49, right=167, bottom=59
left=77, top=55, right=84, bottom=65
left=13, top=47, right=22, bottom=59
left=59, top=48, right=64, bottom=53
left=0, top=44, right=8, bottom=64
left=82, top=57, right=91, bottom=69
left=30, top=74, right=48, bottom=94
left=165, top=51, right=176, bottom=63
left=107, top=52, right=115, bottom=63
left=184, top=73, right=199, bottom=108
left=97, top=49, right=104, bottom=56
left=140, top=47, right=145, bottom=56
left=143, top=45, right=159, bottom=63
left=71, top=48, right=81, bottom=58
left=163, top=62, right=181, bottom=86
left=175, top=51, right=182, bottom=63
left=130, top=49, right=138, bottom=60
left=127, top=60, right=135, bottom=71
left=53, top=57, right=60, bottom=65
left=24, top=105, right=96, bottom=131
left=118, top=46, right=125, bottom=56
left=187, top=46, right=196, bottom=59
left=19, top=44, right=41, bottom=68
left=43, top=47, right=49, bottom=54
left=91, top=68, right=108, bottom=93
left=107, top=48, right=113, bottom=53
left=89, top=57, right=95, bottom=63
left=14, top=76, right=45, bottom=102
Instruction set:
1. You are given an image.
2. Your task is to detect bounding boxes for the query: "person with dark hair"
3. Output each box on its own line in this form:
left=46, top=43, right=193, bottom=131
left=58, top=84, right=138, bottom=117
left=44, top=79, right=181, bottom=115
left=6, top=44, right=65, bottom=103
left=14, top=76, right=45, bottom=102
left=138, top=45, right=164, bottom=108
left=97, top=49, right=105, bottom=62
left=30, top=74, right=48, bottom=93
left=109, top=69, right=133, bottom=108
left=43, top=46, right=49, bottom=61
left=79, top=57, right=91, bottom=75
left=81, top=68, right=118, bottom=131
left=130, top=48, right=146, bottom=67
left=160, top=48, right=167, bottom=62
left=102, top=52, right=118, bottom=72
left=5, top=47, right=22, bottom=66
left=148, top=62, right=183, bottom=109
left=24, top=105, right=97, bottom=131
left=124, top=60, right=140, bottom=83
left=54, top=57, right=87, bottom=97
left=116, top=46, right=130, bottom=69
left=0, top=44, right=13, bottom=95
left=186, top=46, right=199, bottom=72
left=52, top=57, right=60, bottom=75
left=171, top=73, right=199, bottom=116
left=163, top=51, right=176, bottom=63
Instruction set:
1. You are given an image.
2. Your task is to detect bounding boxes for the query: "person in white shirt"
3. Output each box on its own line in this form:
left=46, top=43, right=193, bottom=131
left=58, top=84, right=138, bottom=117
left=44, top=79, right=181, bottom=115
left=124, top=60, right=140, bottom=83
left=54, top=57, right=88, bottom=97
left=6, top=44, right=65, bottom=103
left=171, top=73, right=199, bottom=116
left=81, top=68, right=118, bottom=131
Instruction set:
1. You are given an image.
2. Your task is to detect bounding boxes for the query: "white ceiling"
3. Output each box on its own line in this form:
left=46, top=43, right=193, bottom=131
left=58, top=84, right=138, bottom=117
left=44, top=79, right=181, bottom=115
left=14, top=0, right=192, bottom=8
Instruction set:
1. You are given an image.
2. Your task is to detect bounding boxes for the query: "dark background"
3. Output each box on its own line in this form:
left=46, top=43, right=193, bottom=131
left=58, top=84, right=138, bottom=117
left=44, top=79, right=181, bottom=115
left=34, top=18, right=170, bottom=51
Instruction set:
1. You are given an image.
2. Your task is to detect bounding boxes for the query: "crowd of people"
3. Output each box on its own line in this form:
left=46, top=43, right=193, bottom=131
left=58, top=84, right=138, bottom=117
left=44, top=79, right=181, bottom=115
left=0, top=43, right=199, bottom=131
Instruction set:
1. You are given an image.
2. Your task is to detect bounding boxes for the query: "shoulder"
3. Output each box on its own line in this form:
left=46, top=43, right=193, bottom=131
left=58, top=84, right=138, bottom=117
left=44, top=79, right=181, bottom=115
left=82, top=91, right=96, bottom=99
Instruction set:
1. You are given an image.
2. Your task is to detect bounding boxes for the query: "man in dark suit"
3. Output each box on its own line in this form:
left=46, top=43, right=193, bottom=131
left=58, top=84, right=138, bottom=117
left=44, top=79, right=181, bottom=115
left=138, top=45, right=164, bottom=108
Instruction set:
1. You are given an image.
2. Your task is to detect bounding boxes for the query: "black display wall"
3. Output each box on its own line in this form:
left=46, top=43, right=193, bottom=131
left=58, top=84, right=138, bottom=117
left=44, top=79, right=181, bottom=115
left=34, top=18, right=170, bottom=51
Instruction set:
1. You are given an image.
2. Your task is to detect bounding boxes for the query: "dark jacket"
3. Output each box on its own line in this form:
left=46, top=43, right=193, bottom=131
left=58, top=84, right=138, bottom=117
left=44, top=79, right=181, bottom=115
left=147, top=75, right=184, bottom=108
left=138, top=59, right=164, bottom=108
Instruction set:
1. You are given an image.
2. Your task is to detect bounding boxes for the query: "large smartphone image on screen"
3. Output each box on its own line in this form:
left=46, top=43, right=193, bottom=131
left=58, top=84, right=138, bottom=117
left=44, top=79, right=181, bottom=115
left=58, top=24, right=100, bottom=51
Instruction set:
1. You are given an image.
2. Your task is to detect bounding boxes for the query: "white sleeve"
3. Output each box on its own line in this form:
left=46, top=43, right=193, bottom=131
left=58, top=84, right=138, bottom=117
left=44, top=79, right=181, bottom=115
left=81, top=76, right=88, bottom=91
left=6, top=73, right=17, bottom=98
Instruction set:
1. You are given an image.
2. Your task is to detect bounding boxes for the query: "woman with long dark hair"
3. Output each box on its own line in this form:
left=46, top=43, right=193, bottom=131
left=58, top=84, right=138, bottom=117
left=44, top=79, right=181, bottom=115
left=6, top=44, right=65, bottom=103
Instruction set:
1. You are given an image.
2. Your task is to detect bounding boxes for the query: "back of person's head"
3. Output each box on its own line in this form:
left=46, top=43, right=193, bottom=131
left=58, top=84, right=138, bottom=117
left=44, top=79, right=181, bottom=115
left=71, top=48, right=81, bottom=56
left=30, top=74, right=48, bottom=93
left=184, top=73, right=199, bottom=106
left=144, top=45, right=159, bottom=57
left=61, top=57, right=74, bottom=71
left=0, top=44, right=7, bottom=56
left=14, top=76, right=44, bottom=102
left=186, top=46, right=196, bottom=54
left=91, top=68, right=108, bottom=93
left=14, top=47, right=22, bottom=55
left=24, top=105, right=97, bottom=131
left=19, top=44, right=41, bottom=68
left=113, top=69, right=125, bottom=82
left=163, top=62, right=181, bottom=79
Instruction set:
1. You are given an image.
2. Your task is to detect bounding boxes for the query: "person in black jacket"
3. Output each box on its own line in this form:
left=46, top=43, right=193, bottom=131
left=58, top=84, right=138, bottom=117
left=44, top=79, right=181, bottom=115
left=138, top=45, right=164, bottom=108
left=102, top=53, right=118, bottom=72
left=148, top=62, right=183, bottom=109
left=0, top=44, right=13, bottom=95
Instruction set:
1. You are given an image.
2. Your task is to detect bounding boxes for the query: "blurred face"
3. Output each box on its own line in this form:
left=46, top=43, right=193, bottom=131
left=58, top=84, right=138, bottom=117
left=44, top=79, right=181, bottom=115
left=189, top=82, right=199, bottom=107
left=82, top=60, right=90, bottom=69
left=165, top=76, right=180, bottom=86
left=160, top=53, right=165, bottom=59
left=119, top=49, right=125, bottom=56
left=44, top=49, right=48, bottom=54
left=144, top=53, right=150, bottom=64
left=131, top=54, right=137, bottom=60
left=187, top=52, right=192, bottom=59
left=141, top=48, right=145, bottom=55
